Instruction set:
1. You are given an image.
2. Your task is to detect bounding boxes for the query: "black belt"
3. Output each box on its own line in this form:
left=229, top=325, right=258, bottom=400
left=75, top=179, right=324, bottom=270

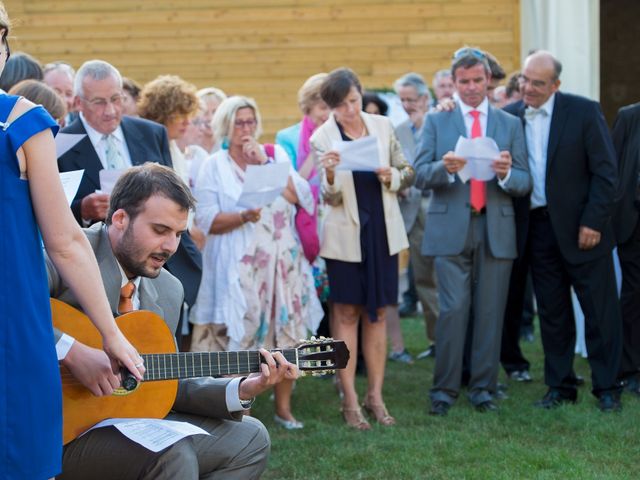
left=471, top=207, right=486, bottom=216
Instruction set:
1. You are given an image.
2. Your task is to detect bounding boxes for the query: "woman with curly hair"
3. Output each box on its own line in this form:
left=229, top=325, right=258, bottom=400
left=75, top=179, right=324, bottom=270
left=138, top=75, right=199, bottom=185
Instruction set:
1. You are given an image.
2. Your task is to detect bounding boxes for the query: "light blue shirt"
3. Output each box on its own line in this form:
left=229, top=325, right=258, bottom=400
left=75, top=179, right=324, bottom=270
left=524, top=93, right=555, bottom=209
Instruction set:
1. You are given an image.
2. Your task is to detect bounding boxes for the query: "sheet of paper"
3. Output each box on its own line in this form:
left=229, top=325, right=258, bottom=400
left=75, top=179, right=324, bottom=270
left=87, top=418, right=210, bottom=453
left=454, top=136, right=500, bottom=183
left=332, top=136, right=379, bottom=172
left=237, top=162, right=290, bottom=209
left=59, top=169, right=84, bottom=206
left=99, top=168, right=128, bottom=194
left=55, top=133, right=86, bottom=158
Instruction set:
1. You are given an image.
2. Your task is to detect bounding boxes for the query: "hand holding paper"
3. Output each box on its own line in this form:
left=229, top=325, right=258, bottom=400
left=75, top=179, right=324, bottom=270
left=237, top=162, right=290, bottom=209
left=454, top=136, right=501, bottom=183
left=331, top=136, right=379, bottom=172
left=492, top=151, right=512, bottom=180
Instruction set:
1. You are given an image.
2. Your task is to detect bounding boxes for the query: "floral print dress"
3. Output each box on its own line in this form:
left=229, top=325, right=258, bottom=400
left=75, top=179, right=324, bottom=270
left=238, top=194, right=321, bottom=349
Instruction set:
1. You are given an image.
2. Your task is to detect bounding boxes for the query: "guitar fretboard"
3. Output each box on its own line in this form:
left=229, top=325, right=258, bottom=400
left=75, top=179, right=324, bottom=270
left=141, top=349, right=298, bottom=381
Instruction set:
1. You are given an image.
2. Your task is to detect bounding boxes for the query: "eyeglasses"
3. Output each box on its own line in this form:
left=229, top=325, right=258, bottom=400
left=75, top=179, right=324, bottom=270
left=234, top=119, right=257, bottom=129
left=2, top=34, right=10, bottom=61
left=191, top=118, right=209, bottom=127
left=453, top=47, right=485, bottom=60
left=400, top=97, right=421, bottom=105
left=81, top=94, right=123, bottom=109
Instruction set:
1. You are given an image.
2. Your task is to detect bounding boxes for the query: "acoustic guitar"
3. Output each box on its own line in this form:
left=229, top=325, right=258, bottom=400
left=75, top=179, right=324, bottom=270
left=52, top=299, right=349, bottom=445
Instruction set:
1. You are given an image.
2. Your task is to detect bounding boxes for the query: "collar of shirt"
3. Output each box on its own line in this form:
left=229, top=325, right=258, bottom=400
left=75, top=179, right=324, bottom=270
left=458, top=97, right=489, bottom=137
left=458, top=96, right=489, bottom=119
left=526, top=92, right=556, bottom=118
left=79, top=112, right=126, bottom=150
left=116, top=260, right=142, bottom=310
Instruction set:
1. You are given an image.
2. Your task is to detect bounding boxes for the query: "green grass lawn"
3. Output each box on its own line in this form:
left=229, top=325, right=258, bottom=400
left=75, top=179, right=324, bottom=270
left=251, top=317, right=639, bottom=480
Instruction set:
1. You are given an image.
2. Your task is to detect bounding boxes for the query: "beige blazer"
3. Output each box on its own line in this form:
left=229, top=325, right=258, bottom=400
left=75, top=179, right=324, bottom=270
left=310, top=111, right=414, bottom=262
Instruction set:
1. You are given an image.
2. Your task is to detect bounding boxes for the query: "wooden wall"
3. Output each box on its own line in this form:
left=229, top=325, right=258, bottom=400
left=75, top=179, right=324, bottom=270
left=3, top=0, right=520, bottom=140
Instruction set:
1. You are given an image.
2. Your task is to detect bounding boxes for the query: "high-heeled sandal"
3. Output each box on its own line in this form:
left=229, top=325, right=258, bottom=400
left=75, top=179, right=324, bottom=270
left=362, top=398, right=396, bottom=426
left=341, top=406, right=371, bottom=431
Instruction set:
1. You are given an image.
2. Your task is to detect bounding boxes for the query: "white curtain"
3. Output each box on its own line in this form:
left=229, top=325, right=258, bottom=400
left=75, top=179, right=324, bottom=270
left=520, top=0, right=600, bottom=100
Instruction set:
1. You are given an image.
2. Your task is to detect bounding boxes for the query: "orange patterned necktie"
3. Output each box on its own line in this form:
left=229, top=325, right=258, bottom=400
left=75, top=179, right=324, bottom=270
left=119, top=281, right=136, bottom=314
left=469, top=110, right=486, bottom=211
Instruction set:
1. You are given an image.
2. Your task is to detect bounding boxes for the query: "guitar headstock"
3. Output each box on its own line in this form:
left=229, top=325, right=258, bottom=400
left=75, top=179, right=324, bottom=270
left=295, top=337, right=350, bottom=376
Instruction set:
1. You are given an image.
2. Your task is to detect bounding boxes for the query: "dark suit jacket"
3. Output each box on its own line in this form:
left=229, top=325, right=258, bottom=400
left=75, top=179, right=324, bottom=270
left=611, top=102, right=640, bottom=244
left=504, top=92, right=618, bottom=264
left=57, top=115, right=202, bottom=305
left=58, top=115, right=173, bottom=223
left=47, top=223, right=239, bottom=421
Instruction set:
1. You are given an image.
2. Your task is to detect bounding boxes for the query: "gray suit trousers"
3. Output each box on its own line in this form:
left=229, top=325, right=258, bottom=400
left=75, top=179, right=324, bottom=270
left=408, top=197, right=439, bottom=341
left=59, top=414, right=269, bottom=480
left=429, top=215, right=512, bottom=406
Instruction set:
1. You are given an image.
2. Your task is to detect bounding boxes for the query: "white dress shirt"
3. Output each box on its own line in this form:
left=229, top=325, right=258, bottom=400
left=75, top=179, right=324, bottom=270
left=524, top=93, right=555, bottom=209
left=80, top=113, right=133, bottom=170
left=459, top=96, right=489, bottom=137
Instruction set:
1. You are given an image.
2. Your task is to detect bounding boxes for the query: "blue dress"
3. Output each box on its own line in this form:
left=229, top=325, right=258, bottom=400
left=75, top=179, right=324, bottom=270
left=0, top=94, right=62, bottom=479
left=324, top=126, right=398, bottom=321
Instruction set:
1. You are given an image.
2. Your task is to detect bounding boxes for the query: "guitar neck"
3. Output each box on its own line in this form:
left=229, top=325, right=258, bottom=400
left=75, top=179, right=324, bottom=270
left=141, top=349, right=298, bottom=381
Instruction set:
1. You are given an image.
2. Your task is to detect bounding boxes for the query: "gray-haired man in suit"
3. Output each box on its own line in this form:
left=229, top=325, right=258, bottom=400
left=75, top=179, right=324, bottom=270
left=414, top=48, right=531, bottom=415
left=393, top=72, right=439, bottom=360
left=50, top=164, right=297, bottom=479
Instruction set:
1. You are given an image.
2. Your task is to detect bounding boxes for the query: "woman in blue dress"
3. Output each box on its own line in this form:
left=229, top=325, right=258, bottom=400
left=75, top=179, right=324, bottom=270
left=310, top=68, right=414, bottom=430
left=0, top=8, right=144, bottom=479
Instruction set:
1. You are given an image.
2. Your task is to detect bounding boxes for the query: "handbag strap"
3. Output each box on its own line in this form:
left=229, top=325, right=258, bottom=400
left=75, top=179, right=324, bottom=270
left=263, top=143, right=275, bottom=161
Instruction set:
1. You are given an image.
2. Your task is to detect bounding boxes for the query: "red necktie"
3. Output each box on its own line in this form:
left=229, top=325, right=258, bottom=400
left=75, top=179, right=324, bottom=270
left=119, top=281, right=136, bottom=314
left=469, top=110, right=486, bottom=211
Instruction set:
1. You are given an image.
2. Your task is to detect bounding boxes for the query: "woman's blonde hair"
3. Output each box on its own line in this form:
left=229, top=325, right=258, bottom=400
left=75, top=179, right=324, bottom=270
left=0, top=2, right=10, bottom=36
left=138, top=75, right=199, bottom=126
left=212, top=96, right=263, bottom=145
left=297, top=73, right=327, bottom=115
left=197, top=86, right=227, bottom=105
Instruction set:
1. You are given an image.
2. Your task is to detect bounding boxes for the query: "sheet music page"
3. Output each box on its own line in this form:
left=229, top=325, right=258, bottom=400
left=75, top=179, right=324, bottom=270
left=86, top=418, right=210, bottom=452
left=454, top=136, right=500, bottom=183
left=59, top=169, right=84, bottom=206
left=332, top=136, right=379, bottom=172
left=237, top=161, right=290, bottom=209
left=55, top=133, right=86, bottom=158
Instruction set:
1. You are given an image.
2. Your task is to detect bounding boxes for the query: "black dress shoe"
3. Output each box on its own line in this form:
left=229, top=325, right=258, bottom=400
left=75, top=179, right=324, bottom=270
left=534, top=389, right=577, bottom=409
left=429, top=401, right=450, bottom=416
left=416, top=344, right=436, bottom=360
left=623, top=377, right=640, bottom=397
left=598, top=392, right=622, bottom=412
left=475, top=400, right=498, bottom=413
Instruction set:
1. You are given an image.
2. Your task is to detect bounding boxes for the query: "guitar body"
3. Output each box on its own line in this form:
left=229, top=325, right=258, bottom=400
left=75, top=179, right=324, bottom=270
left=52, top=299, right=178, bottom=445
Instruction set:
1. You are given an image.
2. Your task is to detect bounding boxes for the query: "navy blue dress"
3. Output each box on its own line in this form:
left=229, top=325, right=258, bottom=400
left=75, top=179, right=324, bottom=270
left=0, top=94, right=62, bottom=479
left=325, top=126, right=398, bottom=321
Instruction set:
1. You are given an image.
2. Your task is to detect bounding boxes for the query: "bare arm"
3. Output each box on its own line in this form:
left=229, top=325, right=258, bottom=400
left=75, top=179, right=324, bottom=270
left=209, top=208, right=261, bottom=234
left=20, top=103, right=143, bottom=379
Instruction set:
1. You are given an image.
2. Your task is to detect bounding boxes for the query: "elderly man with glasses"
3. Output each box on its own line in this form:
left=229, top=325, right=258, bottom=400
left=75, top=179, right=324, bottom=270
left=392, top=72, right=440, bottom=363
left=58, top=60, right=172, bottom=224
left=414, top=47, right=531, bottom=416
left=58, top=60, right=202, bottom=316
